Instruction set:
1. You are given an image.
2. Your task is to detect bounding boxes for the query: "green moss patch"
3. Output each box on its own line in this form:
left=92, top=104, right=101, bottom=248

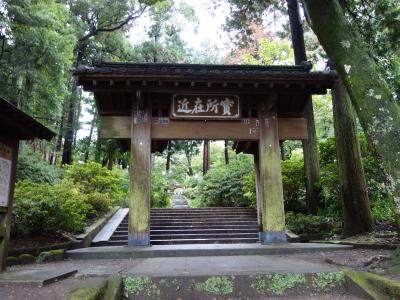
left=67, top=279, right=107, bottom=300
left=124, top=276, right=160, bottom=298
left=18, top=253, right=35, bottom=264
left=344, top=269, right=400, bottom=299
left=251, top=273, right=306, bottom=295
left=6, top=256, right=18, bottom=266
left=195, top=276, right=234, bottom=296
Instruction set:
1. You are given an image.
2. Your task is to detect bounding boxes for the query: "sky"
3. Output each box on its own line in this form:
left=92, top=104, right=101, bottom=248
left=78, top=0, right=232, bottom=140
left=129, top=0, right=232, bottom=58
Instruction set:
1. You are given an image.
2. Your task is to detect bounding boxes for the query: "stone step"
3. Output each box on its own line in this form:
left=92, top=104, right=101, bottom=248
left=115, top=225, right=259, bottom=232
left=149, top=213, right=257, bottom=217
left=104, top=237, right=260, bottom=246
left=110, top=233, right=259, bottom=241
left=150, top=208, right=256, bottom=213
left=97, top=207, right=260, bottom=246
left=150, top=229, right=259, bottom=234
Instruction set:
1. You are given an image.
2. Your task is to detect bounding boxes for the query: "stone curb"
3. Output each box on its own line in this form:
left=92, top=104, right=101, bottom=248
left=75, top=206, right=120, bottom=248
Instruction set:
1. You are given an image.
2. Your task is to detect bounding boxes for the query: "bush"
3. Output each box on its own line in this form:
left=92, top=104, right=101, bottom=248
left=12, top=180, right=91, bottom=237
left=151, top=170, right=171, bottom=208
left=198, top=155, right=254, bottom=207
left=16, top=147, right=63, bottom=184
left=281, top=160, right=306, bottom=213
left=64, top=162, right=126, bottom=206
left=86, top=192, right=112, bottom=217
left=318, top=135, right=394, bottom=222
left=285, top=212, right=335, bottom=235
left=65, top=162, right=128, bottom=207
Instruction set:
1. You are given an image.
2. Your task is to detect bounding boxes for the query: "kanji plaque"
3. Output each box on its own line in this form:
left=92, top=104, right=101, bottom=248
left=171, top=94, right=241, bottom=120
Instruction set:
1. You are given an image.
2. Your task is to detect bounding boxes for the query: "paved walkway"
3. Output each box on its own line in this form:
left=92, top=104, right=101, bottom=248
left=172, top=188, right=189, bottom=208
left=3, top=255, right=334, bottom=279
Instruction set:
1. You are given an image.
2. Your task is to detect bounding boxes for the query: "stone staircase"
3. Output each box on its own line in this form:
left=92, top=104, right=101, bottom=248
left=101, top=208, right=260, bottom=245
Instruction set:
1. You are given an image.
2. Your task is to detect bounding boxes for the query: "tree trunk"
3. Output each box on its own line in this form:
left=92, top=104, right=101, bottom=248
left=224, top=140, right=229, bottom=164
left=61, top=80, right=78, bottom=165
left=165, top=141, right=172, bottom=173
left=72, top=92, right=82, bottom=150
left=185, top=150, right=194, bottom=176
left=203, top=140, right=210, bottom=175
left=302, top=0, right=400, bottom=229
left=84, top=113, right=96, bottom=162
left=107, top=140, right=117, bottom=170
left=286, top=0, right=322, bottom=214
left=333, top=79, right=375, bottom=237
left=56, top=100, right=67, bottom=153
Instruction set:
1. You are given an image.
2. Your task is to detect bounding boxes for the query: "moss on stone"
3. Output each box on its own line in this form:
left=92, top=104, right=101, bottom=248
left=18, top=253, right=35, bottom=265
left=344, top=269, right=400, bottom=299
left=48, top=249, right=65, bottom=261
left=68, top=279, right=107, bottom=300
left=6, top=256, right=18, bottom=266
left=101, top=275, right=122, bottom=300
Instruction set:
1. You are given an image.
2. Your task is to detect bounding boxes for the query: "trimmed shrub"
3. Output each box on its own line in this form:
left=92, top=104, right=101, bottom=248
left=64, top=162, right=125, bottom=205
left=16, top=147, right=63, bottom=184
left=198, top=155, right=254, bottom=207
left=12, top=180, right=91, bottom=237
left=151, top=170, right=171, bottom=208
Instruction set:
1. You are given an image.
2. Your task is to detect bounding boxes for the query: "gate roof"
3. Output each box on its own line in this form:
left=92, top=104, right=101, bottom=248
left=74, top=62, right=337, bottom=117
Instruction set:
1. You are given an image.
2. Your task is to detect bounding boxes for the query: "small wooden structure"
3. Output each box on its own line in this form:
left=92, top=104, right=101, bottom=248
left=75, top=62, right=336, bottom=245
left=0, top=98, right=55, bottom=270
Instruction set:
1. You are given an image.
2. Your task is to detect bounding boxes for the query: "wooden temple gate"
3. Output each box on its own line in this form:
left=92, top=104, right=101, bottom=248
left=75, top=62, right=336, bottom=246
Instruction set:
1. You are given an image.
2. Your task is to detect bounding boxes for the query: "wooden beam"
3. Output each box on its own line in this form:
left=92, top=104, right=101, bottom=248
left=100, top=116, right=307, bottom=140
left=128, top=92, right=151, bottom=246
left=258, top=95, right=286, bottom=243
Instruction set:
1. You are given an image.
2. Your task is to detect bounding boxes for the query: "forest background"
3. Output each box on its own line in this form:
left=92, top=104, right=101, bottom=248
left=1, top=0, right=399, bottom=240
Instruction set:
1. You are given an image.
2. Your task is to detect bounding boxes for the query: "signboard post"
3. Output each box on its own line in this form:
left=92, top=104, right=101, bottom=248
left=171, top=94, right=241, bottom=120
left=0, top=145, right=12, bottom=208
left=0, top=142, right=15, bottom=271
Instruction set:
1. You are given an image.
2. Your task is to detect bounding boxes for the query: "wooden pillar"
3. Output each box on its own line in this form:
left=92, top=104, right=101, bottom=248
left=254, top=152, right=262, bottom=230
left=202, top=140, right=210, bottom=175
left=0, top=139, right=19, bottom=270
left=128, top=91, right=151, bottom=246
left=258, top=95, right=287, bottom=243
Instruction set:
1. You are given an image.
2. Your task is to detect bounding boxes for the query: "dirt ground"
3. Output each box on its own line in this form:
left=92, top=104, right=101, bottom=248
left=0, top=248, right=396, bottom=300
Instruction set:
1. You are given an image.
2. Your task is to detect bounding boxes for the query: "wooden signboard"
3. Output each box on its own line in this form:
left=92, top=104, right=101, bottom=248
left=171, top=94, right=240, bottom=120
left=0, top=144, right=12, bottom=207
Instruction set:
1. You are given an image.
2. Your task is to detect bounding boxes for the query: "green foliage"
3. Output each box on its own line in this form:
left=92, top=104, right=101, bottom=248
left=197, top=154, right=255, bottom=207
left=123, top=276, right=159, bottom=298
left=312, top=272, right=346, bottom=292
left=195, top=276, right=234, bottom=296
left=12, top=180, right=91, bottom=237
left=85, top=192, right=112, bottom=217
left=319, top=135, right=394, bottom=221
left=285, top=212, right=334, bottom=235
left=243, top=38, right=294, bottom=65
left=242, top=159, right=306, bottom=212
left=18, top=253, right=35, bottom=265
left=16, top=147, right=64, bottom=184
left=281, top=160, right=306, bottom=213
left=251, top=274, right=306, bottom=295
left=151, top=170, right=171, bottom=208
left=65, top=162, right=126, bottom=207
